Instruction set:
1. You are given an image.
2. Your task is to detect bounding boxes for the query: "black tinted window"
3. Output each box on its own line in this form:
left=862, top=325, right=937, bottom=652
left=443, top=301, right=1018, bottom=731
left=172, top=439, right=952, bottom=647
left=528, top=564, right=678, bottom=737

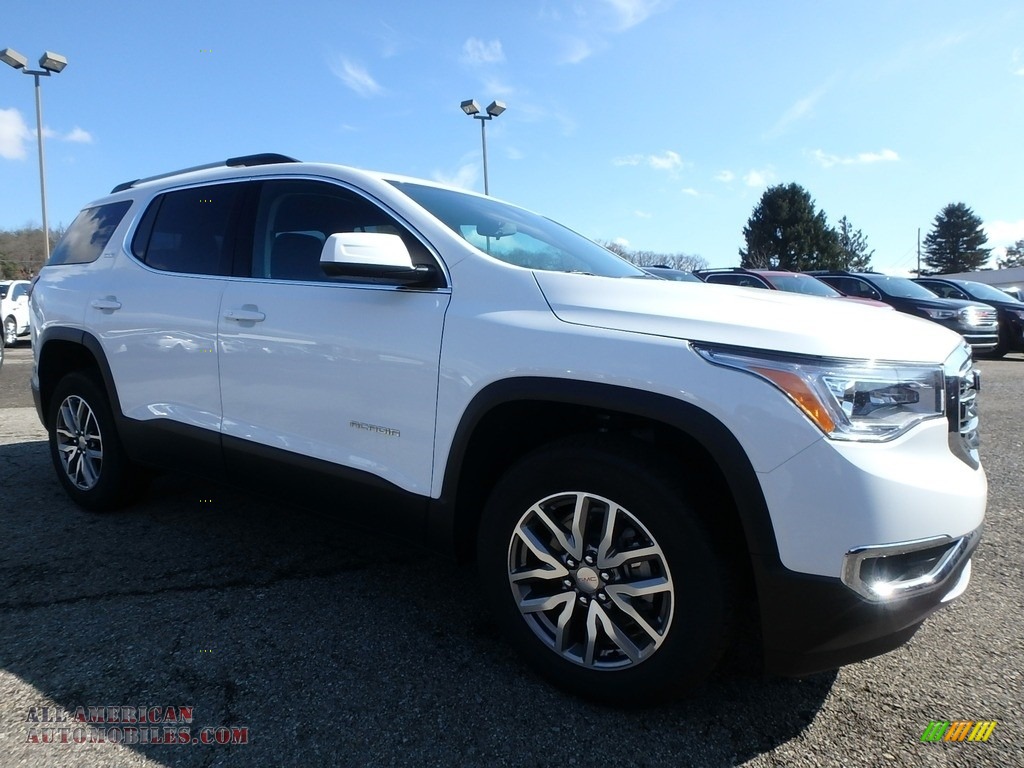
left=48, top=201, right=132, bottom=266
left=134, top=184, right=241, bottom=275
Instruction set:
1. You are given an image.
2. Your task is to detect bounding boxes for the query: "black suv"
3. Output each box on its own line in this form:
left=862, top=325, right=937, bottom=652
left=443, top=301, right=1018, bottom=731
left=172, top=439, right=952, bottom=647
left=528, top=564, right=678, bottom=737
left=808, top=271, right=999, bottom=353
left=913, top=277, right=1024, bottom=358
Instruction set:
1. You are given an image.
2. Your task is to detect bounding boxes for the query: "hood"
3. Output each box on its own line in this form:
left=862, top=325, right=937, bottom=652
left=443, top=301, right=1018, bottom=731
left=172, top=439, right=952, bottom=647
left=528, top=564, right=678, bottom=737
left=534, top=271, right=962, bottom=363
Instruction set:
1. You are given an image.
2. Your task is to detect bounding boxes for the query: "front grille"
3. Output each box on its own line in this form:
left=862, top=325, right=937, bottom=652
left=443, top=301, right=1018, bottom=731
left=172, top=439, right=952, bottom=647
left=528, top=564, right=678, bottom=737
left=961, top=306, right=998, bottom=328
left=945, top=344, right=980, bottom=468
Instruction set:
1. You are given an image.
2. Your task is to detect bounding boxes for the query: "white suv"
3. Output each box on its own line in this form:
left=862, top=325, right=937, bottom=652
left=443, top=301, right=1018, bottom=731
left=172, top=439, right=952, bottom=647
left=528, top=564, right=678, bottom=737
left=1, top=279, right=32, bottom=346
left=30, top=154, right=985, bottom=705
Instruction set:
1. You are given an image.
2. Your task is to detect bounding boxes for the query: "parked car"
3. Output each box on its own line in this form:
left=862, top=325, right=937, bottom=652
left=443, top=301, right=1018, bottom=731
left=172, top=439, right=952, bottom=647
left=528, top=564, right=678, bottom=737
left=1, top=279, right=32, bottom=347
left=913, top=277, right=1024, bottom=358
left=30, top=154, right=985, bottom=705
left=695, top=268, right=890, bottom=308
left=808, top=271, right=999, bottom=353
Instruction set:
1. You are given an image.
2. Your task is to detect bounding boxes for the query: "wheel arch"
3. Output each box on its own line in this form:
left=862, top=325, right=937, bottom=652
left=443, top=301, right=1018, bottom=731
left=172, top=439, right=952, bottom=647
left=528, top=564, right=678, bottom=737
left=35, top=327, right=122, bottom=423
left=429, top=378, right=779, bottom=585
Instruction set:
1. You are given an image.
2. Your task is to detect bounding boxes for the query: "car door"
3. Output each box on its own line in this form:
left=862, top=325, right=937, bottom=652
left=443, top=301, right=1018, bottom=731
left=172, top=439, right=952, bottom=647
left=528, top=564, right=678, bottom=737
left=90, top=181, right=244, bottom=440
left=217, top=178, right=450, bottom=497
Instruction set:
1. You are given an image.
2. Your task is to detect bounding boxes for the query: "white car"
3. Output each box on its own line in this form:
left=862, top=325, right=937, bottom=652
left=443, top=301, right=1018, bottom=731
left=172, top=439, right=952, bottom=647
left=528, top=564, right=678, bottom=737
left=1, top=279, right=32, bottom=346
left=29, top=154, right=985, bottom=705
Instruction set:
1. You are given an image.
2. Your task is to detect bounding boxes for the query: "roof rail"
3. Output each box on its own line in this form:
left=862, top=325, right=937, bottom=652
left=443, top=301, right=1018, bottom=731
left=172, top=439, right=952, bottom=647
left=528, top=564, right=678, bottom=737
left=110, top=153, right=300, bottom=194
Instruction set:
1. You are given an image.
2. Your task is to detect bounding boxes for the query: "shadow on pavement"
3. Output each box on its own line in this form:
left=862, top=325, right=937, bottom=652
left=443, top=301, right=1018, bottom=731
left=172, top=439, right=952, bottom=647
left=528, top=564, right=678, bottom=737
left=0, top=438, right=835, bottom=767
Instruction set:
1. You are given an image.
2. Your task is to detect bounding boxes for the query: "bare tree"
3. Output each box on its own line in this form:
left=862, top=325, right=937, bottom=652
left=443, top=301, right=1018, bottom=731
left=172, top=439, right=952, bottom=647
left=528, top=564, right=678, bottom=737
left=598, top=241, right=707, bottom=272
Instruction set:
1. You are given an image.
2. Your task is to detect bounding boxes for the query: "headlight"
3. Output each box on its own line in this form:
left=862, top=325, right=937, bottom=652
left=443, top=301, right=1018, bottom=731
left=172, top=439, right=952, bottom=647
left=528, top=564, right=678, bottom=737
left=924, top=307, right=956, bottom=320
left=694, top=346, right=945, bottom=442
left=1009, top=309, right=1024, bottom=321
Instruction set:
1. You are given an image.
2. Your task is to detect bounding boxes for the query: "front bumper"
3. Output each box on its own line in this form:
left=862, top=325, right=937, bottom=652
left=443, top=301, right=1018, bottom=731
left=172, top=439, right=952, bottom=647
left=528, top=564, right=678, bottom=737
left=959, top=329, right=998, bottom=352
left=758, top=526, right=980, bottom=676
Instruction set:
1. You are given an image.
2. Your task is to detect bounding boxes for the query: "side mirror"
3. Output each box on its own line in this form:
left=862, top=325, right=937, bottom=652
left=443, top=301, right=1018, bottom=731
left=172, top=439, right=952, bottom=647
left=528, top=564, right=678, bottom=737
left=319, top=232, right=435, bottom=284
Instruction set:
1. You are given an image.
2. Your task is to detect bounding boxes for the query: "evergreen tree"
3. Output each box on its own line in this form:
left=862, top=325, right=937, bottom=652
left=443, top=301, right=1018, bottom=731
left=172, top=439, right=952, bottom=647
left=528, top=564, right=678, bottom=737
left=835, top=215, right=874, bottom=271
left=997, top=239, right=1024, bottom=269
left=739, top=183, right=841, bottom=270
left=921, top=203, right=990, bottom=274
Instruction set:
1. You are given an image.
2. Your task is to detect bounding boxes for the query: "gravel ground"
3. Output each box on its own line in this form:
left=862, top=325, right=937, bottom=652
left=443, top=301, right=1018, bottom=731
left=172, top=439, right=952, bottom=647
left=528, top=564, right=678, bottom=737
left=0, top=343, right=1021, bottom=767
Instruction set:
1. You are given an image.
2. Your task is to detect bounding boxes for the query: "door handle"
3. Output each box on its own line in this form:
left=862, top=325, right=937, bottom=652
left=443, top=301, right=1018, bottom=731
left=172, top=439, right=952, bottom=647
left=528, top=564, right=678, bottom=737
left=90, top=297, right=122, bottom=311
left=222, top=307, right=266, bottom=323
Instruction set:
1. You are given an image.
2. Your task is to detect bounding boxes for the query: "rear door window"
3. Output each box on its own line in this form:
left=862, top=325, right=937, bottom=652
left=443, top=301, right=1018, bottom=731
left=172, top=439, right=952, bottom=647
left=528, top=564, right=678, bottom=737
left=132, top=183, right=243, bottom=275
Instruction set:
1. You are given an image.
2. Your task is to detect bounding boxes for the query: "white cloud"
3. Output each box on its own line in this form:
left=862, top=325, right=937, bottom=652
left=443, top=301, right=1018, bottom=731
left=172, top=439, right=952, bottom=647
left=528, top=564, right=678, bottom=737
left=558, top=37, right=594, bottom=64
left=613, top=150, right=683, bottom=173
left=1013, top=48, right=1024, bottom=76
left=744, top=169, right=773, bottom=187
left=613, top=236, right=631, bottom=246
left=681, top=187, right=698, bottom=196
left=648, top=150, right=682, bottom=171
left=714, top=170, right=735, bottom=183
left=812, top=148, right=899, bottom=168
left=986, top=219, right=1024, bottom=247
left=634, top=211, right=653, bottom=219
left=767, top=78, right=836, bottom=138
left=0, top=108, right=30, bottom=159
left=330, top=57, right=383, bottom=97
left=602, top=0, right=671, bottom=31
left=432, top=163, right=478, bottom=191
left=64, top=127, right=93, bottom=143
left=555, top=1, right=668, bottom=63
left=462, top=37, right=505, bottom=65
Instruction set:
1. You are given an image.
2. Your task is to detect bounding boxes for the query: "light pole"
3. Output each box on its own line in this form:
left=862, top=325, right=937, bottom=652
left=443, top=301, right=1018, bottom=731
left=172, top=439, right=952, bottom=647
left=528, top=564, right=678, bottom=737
left=1, top=47, right=68, bottom=262
left=460, top=99, right=506, bottom=195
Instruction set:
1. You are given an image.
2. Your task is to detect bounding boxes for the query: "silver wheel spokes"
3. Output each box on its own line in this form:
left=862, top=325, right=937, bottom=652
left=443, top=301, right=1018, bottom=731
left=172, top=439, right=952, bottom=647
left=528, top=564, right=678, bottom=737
left=507, top=492, right=673, bottom=669
left=55, top=395, right=103, bottom=490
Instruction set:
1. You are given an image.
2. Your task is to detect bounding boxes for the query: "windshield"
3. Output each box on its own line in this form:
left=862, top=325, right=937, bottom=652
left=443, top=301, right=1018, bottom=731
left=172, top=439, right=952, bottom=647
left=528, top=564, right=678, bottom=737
left=391, top=181, right=646, bottom=278
left=0, top=285, right=7, bottom=299
left=873, top=276, right=941, bottom=299
left=963, top=280, right=1022, bottom=303
left=766, top=275, right=841, bottom=297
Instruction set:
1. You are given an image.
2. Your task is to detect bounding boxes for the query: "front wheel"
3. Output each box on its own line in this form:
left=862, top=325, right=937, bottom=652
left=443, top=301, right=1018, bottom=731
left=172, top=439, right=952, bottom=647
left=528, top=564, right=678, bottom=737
left=477, top=436, right=732, bottom=706
left=47, top=371, right=142, bottom=511
left=3, top=316, right=17, bottom=347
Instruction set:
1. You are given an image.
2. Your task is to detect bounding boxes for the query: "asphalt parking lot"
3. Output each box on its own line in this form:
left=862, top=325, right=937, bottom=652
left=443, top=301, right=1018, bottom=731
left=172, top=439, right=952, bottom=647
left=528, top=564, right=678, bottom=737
left=0, top=342, right=1021, bottom=767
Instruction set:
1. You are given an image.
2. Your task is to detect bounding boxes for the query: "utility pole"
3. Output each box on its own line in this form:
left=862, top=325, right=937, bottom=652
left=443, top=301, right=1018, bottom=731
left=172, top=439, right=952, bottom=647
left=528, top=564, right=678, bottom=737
left=916, top=228, right=921, bottom=275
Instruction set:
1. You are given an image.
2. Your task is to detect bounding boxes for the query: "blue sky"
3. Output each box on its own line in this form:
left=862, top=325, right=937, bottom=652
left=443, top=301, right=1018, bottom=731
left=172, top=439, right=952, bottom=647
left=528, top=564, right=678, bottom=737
left=2, top=0, right=1022, bottom=273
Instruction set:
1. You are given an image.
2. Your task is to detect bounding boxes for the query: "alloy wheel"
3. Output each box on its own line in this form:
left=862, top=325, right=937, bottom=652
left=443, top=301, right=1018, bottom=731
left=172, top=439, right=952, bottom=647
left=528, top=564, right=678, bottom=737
left=55, top=395, right=104, bottom=490
left=506, top=491, right=674, bottom=670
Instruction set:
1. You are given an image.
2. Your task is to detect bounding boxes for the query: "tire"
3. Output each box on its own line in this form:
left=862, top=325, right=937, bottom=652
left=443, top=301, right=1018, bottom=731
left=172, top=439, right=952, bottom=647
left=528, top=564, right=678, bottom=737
left=477, top=435, right=732, bottom=706
left=3, top=316, right=17, bottom=347
left=0, top=340, right=4, bottom=370
left=47, top=371, right=142, bottom=511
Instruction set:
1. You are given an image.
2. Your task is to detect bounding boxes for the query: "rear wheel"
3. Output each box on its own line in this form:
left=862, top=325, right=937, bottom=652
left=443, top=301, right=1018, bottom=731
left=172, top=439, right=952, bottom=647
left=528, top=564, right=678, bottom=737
left=48, top=371, right=142, bottom=511
left=478, top=436, right=732, bottom=706
left=3, top=316, right=17, bottom=347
